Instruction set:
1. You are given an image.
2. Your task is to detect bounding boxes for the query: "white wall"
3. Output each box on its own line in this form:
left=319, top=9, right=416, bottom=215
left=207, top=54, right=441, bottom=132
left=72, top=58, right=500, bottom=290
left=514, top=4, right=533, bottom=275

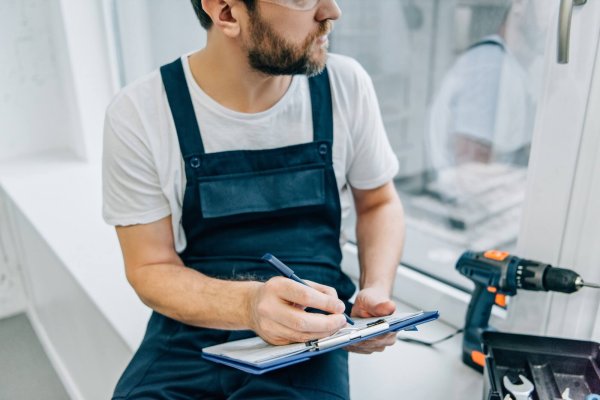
left=0, top=0, right=115, bottom=164
left=114, top=0, right=206, bottom=86
left=0, top=0, right=82, bottom=161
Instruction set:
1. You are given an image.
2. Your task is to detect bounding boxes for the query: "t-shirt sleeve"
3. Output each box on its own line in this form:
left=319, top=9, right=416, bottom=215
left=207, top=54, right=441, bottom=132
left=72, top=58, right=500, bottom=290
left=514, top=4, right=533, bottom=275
left=345, top=62, right=399, bottom=190
left=102, top=98, right=171, bottom=226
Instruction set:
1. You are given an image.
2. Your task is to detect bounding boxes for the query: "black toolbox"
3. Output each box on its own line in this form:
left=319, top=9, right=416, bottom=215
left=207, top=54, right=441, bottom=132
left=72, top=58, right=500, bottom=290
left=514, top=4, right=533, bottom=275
left=482, top=331, right=600, bottom=400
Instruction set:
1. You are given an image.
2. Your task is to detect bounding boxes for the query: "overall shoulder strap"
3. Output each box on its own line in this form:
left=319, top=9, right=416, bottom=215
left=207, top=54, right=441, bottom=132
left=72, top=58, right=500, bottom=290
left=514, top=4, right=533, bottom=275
left=160, top=58, right=206, bottom=156
left=468, top=37, right=506, bottom=52
left=308, top=67, right=334, bottom=143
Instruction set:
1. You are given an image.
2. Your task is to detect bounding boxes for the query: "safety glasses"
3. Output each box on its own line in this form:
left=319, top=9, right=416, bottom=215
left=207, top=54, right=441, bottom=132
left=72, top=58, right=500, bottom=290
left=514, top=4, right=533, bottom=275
left=260, top=0, right=322, bottom=11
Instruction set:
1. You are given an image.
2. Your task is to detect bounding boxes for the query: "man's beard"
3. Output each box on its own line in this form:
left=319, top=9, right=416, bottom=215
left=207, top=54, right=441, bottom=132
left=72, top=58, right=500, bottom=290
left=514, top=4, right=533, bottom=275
left=245, top=15, right=332, bottom=77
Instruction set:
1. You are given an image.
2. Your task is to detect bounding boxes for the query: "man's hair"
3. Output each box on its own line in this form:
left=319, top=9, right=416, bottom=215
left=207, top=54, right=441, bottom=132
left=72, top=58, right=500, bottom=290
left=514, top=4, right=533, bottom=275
left=191, top=0, right=257, bottom=30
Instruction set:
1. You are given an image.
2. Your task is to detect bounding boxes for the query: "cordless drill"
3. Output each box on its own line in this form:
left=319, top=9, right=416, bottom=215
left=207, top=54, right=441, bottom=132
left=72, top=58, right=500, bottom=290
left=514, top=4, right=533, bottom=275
left=456, top=250, right=600, bottom=371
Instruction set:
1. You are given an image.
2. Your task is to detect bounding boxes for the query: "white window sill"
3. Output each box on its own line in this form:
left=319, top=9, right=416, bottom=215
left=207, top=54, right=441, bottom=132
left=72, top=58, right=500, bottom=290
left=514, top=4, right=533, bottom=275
left=0, top=151, right=149, bottom=351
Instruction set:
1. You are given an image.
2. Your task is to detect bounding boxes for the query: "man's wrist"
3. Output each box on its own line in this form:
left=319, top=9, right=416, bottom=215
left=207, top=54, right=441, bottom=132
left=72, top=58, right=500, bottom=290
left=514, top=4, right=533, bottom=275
left=240, top=281, right=263, bottom=331
left=359, top=280, right=394, bottom=296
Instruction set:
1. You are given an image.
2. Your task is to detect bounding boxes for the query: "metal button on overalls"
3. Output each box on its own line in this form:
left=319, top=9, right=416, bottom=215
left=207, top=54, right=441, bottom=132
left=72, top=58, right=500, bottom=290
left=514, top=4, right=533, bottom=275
left=112, top=59, right=355, bottom=399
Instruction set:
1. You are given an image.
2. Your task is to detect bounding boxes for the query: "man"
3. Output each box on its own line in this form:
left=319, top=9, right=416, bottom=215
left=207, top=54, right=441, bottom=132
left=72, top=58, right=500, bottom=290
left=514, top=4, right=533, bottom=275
left=427, top=0, right=536, bottom=170
left=103, top=0, right=404, bottom=398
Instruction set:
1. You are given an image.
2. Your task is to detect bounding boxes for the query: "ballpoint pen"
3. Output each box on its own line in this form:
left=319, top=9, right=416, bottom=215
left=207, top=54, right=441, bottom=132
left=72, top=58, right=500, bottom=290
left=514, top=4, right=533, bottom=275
left=261, top=253, right=355, bottom=325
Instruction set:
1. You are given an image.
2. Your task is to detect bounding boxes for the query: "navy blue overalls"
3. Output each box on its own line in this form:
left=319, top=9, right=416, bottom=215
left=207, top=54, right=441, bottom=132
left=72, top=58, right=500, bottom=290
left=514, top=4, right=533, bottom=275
left=112, top=59, right=356, bottom=399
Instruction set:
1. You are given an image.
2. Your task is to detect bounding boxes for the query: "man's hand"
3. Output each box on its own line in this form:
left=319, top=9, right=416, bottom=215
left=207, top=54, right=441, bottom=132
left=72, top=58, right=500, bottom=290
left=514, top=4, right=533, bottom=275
left=345, top=287, right=397, bottom=354
left=247, top=277, right=348, bottom=345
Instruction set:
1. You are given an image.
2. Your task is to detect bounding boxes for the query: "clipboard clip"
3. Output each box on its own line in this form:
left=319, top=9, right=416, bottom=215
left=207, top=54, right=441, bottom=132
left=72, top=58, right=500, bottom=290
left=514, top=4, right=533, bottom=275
left=310, top=319, right=391, bottom=351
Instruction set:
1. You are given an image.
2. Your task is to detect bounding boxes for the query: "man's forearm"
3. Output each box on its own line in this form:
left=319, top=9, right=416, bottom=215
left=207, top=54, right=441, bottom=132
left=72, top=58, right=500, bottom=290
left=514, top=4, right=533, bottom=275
left=355, top=198, right=405, bottom=295
left=128, top=263, right=261, bottom=330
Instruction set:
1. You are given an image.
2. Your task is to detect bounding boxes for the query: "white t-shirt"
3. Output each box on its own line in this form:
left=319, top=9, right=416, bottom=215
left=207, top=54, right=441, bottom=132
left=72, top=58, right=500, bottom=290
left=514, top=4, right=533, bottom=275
left=427, top=36, right=534, bottom=169
left=102, top=53, right=399, bottom=253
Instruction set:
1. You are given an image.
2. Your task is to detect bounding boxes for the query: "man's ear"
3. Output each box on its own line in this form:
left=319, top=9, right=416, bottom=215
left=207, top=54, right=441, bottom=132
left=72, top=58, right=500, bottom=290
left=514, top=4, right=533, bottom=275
left=201, top=0, right=242, bottom=38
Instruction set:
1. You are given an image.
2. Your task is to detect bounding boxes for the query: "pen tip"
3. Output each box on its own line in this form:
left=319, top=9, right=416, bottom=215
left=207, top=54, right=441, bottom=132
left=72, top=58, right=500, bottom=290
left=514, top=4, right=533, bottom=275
left=261, top=253, right=272, bottom=260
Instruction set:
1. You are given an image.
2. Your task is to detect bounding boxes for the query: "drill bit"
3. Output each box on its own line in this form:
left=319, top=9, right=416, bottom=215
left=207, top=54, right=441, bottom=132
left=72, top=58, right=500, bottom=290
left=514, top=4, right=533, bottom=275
left=583, top=281, right=600, bottom=289
left=574, top=277, right=600, bottom=290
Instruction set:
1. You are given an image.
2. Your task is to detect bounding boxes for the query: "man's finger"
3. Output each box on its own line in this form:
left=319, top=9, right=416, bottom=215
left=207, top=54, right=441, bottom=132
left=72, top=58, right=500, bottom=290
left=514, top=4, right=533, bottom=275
left=369, top=332, right=397, bottom=345
left=373, top=300, right=396, bottom=316
left=278, top=280, right=345, bottom=314
left=263, top=320, right=342, bottom=345
left=344, top=344, right=381, bottom=354
left=344, top=332, right=397, bottom=354
left=360, top=297, right=396, bottom=315
left=345, top=347, right=371, bottom=354
left=345, top=343, right=389, bottom=354
left=304, top=280, right=338, bottom=299
left=357, top=334, right=397, bottom=348
left=353, top=337, right=394, bottom=348
left=351, top=287, right=398, bottom=318
left=275, top=306, right=346, bottom=335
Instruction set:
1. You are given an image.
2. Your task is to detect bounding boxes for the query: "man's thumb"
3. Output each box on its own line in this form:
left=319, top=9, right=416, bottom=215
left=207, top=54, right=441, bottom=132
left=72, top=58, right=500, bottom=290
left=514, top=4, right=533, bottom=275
left=360, top=292, right=396, bottom=315
left=372, top=299, right=396, bottom=316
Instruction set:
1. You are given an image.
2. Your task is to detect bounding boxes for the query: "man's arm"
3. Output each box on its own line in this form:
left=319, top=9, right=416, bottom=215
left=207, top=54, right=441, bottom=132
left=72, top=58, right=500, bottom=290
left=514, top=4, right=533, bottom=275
left=116, top=216, right=347, bottom=345
left=453, top=134, right=492, bottom=165
left=353, top=181, right=404, bottom=300
left=454, top=134, right=531, bottom=166
left=344, top=181, right=404, bottom=354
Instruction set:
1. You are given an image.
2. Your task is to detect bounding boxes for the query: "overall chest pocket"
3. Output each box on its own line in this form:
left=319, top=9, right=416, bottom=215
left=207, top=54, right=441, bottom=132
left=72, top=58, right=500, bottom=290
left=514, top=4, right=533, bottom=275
left=198, top=165, right=326, bottom=219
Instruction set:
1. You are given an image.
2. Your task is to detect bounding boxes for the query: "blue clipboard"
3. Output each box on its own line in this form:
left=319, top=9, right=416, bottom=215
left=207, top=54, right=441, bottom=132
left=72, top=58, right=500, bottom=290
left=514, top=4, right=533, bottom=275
left=202, top=311, right=439, bottom=375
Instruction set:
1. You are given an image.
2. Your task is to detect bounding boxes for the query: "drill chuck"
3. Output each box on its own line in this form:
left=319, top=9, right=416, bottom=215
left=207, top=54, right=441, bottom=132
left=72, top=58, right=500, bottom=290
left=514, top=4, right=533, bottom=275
left=542, top=267, right=583, bottom=293
left=516, top=261, right=596, bottom=294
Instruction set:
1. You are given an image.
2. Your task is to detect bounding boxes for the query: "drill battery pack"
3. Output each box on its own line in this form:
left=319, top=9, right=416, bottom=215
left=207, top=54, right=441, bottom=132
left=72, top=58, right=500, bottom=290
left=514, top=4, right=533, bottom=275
left=482, top=331, right=600, bottom=400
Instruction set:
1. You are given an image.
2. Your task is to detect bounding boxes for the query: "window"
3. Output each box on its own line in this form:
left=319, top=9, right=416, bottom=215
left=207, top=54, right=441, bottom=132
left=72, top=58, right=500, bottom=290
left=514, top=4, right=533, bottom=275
left=332, top=0, right=556, bottom=290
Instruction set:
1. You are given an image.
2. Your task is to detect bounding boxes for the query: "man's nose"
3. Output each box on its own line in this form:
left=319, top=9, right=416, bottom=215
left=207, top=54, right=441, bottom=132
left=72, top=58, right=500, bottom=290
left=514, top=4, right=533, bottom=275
left=315, top=0, right=342, bottom=22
